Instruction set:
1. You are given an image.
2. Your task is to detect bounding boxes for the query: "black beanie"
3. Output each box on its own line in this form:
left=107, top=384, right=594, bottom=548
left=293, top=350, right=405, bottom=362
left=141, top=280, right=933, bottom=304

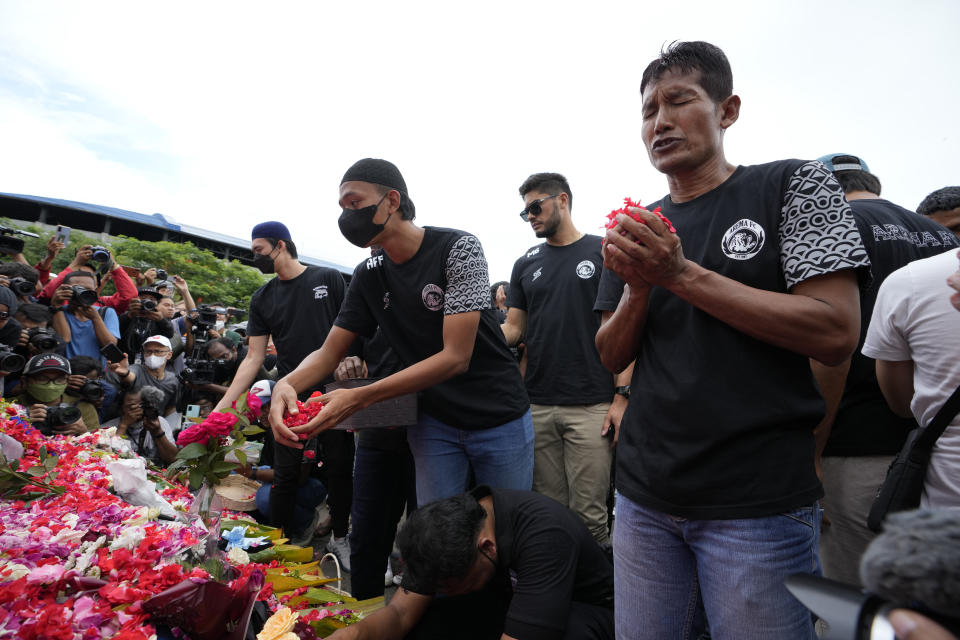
left=341, top=158, right=416, bottom=219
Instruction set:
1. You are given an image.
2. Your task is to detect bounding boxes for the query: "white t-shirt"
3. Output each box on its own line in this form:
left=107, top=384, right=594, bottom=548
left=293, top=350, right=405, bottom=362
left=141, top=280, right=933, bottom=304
left=863, top=249, right=960, bottom=507
left=102, top=416, right=174, bottom=466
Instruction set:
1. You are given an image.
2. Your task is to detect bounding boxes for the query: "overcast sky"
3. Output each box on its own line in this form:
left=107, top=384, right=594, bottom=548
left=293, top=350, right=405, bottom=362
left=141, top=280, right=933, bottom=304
left=1, top=1, right=957, bottom=281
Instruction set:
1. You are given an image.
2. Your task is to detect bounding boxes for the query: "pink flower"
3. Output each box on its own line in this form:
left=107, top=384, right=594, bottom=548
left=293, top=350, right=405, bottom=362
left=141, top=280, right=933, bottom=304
left=244, top=394, right=262, bottom=420
left=204, top=412, right=238, bottom=430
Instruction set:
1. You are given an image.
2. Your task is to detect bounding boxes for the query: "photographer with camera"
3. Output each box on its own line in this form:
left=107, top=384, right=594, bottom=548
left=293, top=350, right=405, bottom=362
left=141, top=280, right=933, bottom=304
left=50, top=271, right=120, bottom=361
left=67, top=355, right=115, bottom=419
left=101, top=386, right=177, bottom=466
left=106, top=335, right=180, bottom=420
left=0, top=262, right=41, bottom=304
left=39, top=244, right=137, bottom=313
left=184, top=337, right=268, bottom=402
left=14, top=353, right=99, bottom=434
left=118, top=288, right=174, bottom=359
left=0, top=286, right=23, bottom=351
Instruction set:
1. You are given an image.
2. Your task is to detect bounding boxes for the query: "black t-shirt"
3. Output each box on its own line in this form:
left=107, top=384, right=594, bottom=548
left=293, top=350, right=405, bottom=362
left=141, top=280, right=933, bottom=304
left=334, top=227, right=528, bottom=431
left=402, top=485, right=613, bottom=640
left=247, top=265, right=346, bottom=379
left=118, top=314, right=174, bottom=357
left=507, top=235, right=613, bottom=405
left=825, top=198, right=960, bottom=456
left=594, top=160, right=871, bottom=519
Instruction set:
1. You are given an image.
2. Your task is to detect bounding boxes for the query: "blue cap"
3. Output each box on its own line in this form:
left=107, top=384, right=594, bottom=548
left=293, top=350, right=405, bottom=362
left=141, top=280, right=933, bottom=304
left=251, top=221, right=292, bottom=242
left=817, top=153, right=870, bottom=173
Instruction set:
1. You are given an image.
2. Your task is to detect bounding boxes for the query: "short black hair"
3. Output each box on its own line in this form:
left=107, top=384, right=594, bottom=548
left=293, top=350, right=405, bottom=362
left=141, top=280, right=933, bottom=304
left=827, top=155, right=882, bottom=196
left=264, top=237, right=298, bottom=259
left=917, top=186, right=960, bottom=216
left=15, top=303, right=52, bottom=325
left=63, top=271, right=97, bottom=285
left=69, top=356, right=101, bottom=376
left=0, top=262, right=39, bottom=284
left=205, top=336, right=237, bottom=355
left=490, top=281, right=508, bottom=306
left=373, top=184, right=416, bottom=221
left=518, top=173, right=573, bottom=211
left=640, top=41, right=733, bottom=104
left=396, top=492, right=487, bottom=593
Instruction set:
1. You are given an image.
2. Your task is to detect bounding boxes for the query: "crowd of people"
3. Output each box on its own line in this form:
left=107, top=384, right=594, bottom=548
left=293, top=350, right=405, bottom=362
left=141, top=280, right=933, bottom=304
left=4, top=40, right=960, bottom=640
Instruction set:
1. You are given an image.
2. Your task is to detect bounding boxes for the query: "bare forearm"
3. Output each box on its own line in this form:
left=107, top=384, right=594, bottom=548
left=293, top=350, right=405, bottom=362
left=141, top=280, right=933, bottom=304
left=329, top=605, right=406, bottom=640
left=596, top=286, right=650, bottom=374
left=51, top=312, right=70, bottom=341
left=810, top=358, right=851, bottom=457
left=154, top=434, right=179, bottom=464
left=214, top=356, right=267, bottom=410
left=668, top=264, right=858, bottom=365
left=90, top=313, right=118, bottom=346
left=356, top=349, right=471, bottom=409
left=501, top=322, right=522, bottom=347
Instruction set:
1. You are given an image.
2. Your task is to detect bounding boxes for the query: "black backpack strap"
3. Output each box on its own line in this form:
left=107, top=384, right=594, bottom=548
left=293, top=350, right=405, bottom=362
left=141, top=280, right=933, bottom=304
left=917, top=383, right=960, bottom=450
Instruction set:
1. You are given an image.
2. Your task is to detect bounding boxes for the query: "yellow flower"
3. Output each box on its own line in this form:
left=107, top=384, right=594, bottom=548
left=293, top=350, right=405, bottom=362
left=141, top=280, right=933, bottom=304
left=257, top=607, right=298, bottom=640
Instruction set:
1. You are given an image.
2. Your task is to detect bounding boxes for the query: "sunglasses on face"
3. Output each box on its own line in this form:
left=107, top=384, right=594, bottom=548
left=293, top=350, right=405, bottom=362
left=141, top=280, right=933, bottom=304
left=0, top=312, right=8, bottom=319
left=519, top=194, right=560, bottom=221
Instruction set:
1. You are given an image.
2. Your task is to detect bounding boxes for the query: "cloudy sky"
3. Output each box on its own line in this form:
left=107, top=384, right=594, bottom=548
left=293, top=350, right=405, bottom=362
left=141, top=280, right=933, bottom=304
left=0, top=1, right=957, bottom=280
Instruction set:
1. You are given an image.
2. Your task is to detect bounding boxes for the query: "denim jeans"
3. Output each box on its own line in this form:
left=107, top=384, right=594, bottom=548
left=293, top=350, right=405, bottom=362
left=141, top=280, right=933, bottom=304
left=349, top=440, right=417, bottom=599
left=613, top=492, right=821, bottom=640
left=255, top=474, right=327, bottom=535
left=405, top=410, right=534, bottom=505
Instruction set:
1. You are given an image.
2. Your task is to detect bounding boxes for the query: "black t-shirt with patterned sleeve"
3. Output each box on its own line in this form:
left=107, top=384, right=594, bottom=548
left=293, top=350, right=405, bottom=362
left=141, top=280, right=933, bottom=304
left=594, top=160, right=871, bottom=519
left=334, top=227, right=529, bottom=431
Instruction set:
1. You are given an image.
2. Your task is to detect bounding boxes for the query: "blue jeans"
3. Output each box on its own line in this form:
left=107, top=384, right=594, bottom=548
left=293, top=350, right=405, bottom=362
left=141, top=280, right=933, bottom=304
left=406, top=411, right=534, bottom=505
left=613, top=492, right=821, bottom=640
left=349, top=440, right=417, bottom=599
left=255, top=474, right=327, bottom=535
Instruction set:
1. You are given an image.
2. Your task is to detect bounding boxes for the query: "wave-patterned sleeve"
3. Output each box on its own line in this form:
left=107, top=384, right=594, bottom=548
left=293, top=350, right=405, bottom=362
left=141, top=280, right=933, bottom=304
left=444, top=234, right=492, bottom=315
left=779, top=161, right=871, bottom=288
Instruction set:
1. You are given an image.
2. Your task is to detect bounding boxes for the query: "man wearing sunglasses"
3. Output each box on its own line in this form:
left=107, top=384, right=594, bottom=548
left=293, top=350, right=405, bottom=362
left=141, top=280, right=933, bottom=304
left=500, top=172, right=631, bottom=547
left=270, top=158, right=533, bottom=509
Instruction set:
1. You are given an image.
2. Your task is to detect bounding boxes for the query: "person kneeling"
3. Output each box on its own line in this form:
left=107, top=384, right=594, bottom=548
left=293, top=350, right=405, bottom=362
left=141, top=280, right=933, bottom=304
left=102, top=386, right=178, bottom=466
left=16, top=353, right=99, bottom=435
left=329, top=486, right=614, bottom=640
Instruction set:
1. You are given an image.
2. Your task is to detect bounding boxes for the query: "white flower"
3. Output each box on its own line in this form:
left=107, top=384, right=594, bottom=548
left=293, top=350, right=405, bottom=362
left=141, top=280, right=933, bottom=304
left=227, top=546, right=250, bottom=565
left=109, top=526, right=146, bottom=551
left=0, top=563, right=30, bottom=580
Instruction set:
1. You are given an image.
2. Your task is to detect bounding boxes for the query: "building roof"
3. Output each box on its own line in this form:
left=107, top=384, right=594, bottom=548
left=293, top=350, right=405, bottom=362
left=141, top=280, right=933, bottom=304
left=0, top=192, right=351, bottom=274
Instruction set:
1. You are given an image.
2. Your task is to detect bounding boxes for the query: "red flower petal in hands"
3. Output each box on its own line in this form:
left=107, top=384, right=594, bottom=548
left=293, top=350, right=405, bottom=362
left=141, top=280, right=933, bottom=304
left=603, top=197, right=676, bottom=243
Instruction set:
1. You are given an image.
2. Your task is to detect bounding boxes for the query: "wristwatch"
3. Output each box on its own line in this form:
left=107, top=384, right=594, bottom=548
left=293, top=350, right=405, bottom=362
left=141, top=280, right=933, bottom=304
left=49, top=305, right=63, bottom=314
left=615, top=386, right=631, bottom=399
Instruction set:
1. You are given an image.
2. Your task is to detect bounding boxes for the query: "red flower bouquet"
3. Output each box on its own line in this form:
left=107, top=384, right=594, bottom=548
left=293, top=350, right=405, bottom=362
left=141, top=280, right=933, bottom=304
left=603, top=197, right=676, bottom=244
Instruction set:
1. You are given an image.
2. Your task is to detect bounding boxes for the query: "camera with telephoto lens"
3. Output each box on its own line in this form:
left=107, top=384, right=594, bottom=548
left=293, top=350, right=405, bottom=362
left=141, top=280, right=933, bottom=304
left=89, top=246, right=110, bottom=262
left=155, top=268, right=168, bottom=281
left=140, top=395, right=160, bottom=421
left=8, top=277, right=34, bottom=296
left=78, top=379, right=104, bottom=403
left=0, top=226, right=39, bottom=256
left=27, top=327, right=59, bottom=352
left=178, top=304, right=225, bottom=385
left=0, top=345, right=24, bottom=373
left=140, top=298, right=158, bottom=312
left=42, top=403, right=82, bottom=430
left=71, top=286, right=98, bottom=307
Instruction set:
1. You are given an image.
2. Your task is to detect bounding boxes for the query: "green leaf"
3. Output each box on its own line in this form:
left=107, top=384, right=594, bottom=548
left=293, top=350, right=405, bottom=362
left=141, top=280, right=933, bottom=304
left=9, top=459, right=18, bottom=472
left=188, top=469, right=203, bottom=491
left=38, top=446, right=47, bottom=462
left=43, top=456, right=58, bottom=472
left=242, top=425, right=264, bottom=436
left=234, top=449, right=247, bottom=466
left=178, top=442, right=208, bottom=460
left=25, top=467, right=46, bottom=477
left=211, top=460, right=236, bottom=473
left=166, top=459, right=186, bottom=473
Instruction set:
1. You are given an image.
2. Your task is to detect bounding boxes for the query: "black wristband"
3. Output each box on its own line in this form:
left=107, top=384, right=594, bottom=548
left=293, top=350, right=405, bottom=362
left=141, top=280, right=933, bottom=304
left=615, top=385, right=631, bottom=399
left=49, top=305, right=63, bottom=314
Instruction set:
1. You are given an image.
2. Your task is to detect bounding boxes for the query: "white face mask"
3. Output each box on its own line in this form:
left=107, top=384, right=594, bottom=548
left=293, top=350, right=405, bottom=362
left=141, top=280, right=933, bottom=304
left=144, top=355, right=166, bottom=370
left=215, top=320, right=225, bottom=331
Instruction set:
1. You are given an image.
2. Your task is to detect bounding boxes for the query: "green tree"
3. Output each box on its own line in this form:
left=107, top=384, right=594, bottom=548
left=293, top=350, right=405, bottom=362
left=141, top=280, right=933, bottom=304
left=2, top=221, right=267, bottom=309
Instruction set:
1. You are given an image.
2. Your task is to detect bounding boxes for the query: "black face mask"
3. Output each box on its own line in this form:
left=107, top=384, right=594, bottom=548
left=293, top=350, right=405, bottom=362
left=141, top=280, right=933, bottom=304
left=252, top=245, right=280, bottom=274
left=338, top=194, right=389, bottom=248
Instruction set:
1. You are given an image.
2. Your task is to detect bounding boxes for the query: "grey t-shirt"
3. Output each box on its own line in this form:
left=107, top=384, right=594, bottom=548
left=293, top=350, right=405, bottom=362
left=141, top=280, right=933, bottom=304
left=108, top=364, right=181, bottom=414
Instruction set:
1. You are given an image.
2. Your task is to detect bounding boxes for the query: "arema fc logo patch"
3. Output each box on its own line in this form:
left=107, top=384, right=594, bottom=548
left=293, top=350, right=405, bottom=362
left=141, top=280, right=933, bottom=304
left=721, top=219, right=765, bottom=260
left=576, top=260, right=596, bottom=279
left=421, top=284, right=444, bottom=311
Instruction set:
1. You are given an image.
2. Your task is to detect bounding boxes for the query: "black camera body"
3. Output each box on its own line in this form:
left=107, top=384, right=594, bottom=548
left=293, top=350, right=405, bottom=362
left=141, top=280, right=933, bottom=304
left=44, top=403, right=82, bottom=429
left=180, top=357, right=226, bottom=385
left=71, top=286, right=98, bottom=307
left=141, top=298, right=158, bottom=312
left=78, top=379, right=104, bottom=403
left=140, top=397, right=160, bottom=420
left=27, top=327, right=59, bottom=352
left=9, top=277, right=34, bottom=296
left=90, top=246, right=110, bottom=262
left=155, top=268, right=168, bottom=281
left=0, top=226, right=38, bottom=256
left=0, top=345, right=24, bottom=373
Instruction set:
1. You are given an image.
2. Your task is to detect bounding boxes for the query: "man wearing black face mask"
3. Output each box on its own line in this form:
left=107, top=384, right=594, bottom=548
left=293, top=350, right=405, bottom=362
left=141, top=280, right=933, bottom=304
left=271, top=159, right=533, bottom=513
left=213, top=221, right=353, bottom=560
